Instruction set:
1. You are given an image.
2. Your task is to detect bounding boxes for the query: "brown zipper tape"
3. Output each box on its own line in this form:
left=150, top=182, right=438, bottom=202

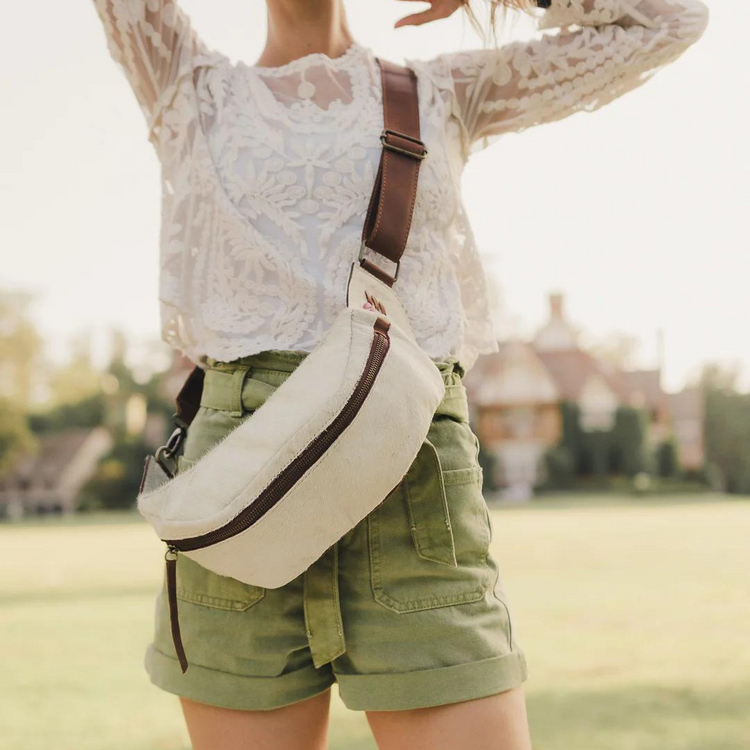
left=165, top=550, right=189, bottom=673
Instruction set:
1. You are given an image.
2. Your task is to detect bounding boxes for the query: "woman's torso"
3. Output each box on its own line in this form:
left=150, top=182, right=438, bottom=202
left=156, top=41, right=496, bottom=370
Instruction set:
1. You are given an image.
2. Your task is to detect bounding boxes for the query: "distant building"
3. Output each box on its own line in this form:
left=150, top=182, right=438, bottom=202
left=466, top=340, right=560, bottom=494
left=464, top=293, right=704, bottom=495
left=0, top=344, right=196, bottom=518
left=668, top=387, right=705, bottom=470
left=0, top=427, right=113, bottom=518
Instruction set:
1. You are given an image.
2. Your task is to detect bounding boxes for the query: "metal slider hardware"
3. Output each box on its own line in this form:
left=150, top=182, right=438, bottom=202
left=155, top=418, right=187, bottom=477
left=359, top=242, right=400, bottom=283
left=380, top=129, right=428, bottom=161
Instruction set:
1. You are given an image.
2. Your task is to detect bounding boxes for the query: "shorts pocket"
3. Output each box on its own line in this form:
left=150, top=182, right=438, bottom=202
left=173, top=455, right=266, bottom=611
left=175, top=555, right=266, bottom=611
left=368, top=436, right=493, bottom=614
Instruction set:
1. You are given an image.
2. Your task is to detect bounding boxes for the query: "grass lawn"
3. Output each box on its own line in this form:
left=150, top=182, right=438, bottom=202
left=1, top=494, right=748, bottom=750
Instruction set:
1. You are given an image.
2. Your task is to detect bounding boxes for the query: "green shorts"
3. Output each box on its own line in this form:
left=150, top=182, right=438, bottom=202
left=144, top=349, right=528, bottom=711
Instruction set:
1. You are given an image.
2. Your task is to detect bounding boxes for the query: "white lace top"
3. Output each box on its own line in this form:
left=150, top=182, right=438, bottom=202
left=92, top=0, right=708, bottom=371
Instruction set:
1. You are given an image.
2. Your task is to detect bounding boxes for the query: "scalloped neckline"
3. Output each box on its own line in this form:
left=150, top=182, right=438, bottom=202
left=234, top=40, right=377, bottom=126
left=244, top=40, right=364, bottom=76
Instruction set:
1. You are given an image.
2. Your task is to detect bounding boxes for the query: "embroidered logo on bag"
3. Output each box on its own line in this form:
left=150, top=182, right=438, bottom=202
left=363, top=291, right=387, bottom=315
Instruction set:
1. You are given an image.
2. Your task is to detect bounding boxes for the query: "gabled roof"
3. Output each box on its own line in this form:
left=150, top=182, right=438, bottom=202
left=621, top=369, right=668, bottom=411
left=13, top=429, right=93, bottom=480
left=535, top=348, right=630, bottom=402
left=464, top=340, right=560, bottom=406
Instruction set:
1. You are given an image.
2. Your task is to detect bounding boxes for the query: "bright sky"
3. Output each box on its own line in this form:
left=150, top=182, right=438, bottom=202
left=2, top=1, right=747, bottom=392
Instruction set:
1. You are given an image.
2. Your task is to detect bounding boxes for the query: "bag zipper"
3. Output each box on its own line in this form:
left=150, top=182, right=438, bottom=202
left=162, top=316, right=391, bottom=673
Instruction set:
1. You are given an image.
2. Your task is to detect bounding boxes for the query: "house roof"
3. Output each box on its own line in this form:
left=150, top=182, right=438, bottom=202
left=668, top=386, right=704, bottom=421
left=11, top=429, right=94, bottom=483
left=534, top=348, right=630, bottom=402
left=464, top=340, right=560, bottom=406
left=620, top=369, right=668, bottom=411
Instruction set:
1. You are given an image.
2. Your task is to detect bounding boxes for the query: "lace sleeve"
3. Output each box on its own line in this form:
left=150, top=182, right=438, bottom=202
left=91, top=0, right=209, bottom=147
left=436, top=0, right=709, bottom=155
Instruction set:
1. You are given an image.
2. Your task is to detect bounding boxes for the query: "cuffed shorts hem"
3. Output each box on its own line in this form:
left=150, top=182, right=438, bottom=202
left=144, top=644, right=336, bottom=712
left=336, top=650, right=528, bottom=712
left=146, top=644, right=528, bottom=713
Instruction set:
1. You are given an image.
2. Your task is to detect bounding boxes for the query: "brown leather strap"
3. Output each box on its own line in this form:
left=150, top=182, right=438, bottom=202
left=174, top=365, right=205, bottom=428
left=361, top=59, right=426, bottom=287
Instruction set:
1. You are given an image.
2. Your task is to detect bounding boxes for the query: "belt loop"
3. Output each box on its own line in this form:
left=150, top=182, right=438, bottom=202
left=436, top=356, right=465, bottom=383
left=229, top=365, right=252, bottom=418
left=450, top=356, right=466, bottom=380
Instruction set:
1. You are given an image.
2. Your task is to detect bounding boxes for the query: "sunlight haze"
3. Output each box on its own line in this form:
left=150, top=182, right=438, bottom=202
left=2, top=0, right=745, bottom=392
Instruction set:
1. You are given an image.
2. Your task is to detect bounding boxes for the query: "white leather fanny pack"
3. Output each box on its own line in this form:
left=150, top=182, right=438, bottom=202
left=135, top=60, right=445, bottom=673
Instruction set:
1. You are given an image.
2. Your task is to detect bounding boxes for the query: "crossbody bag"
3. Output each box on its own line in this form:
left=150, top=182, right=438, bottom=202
left=136, top=59, right=445, bottom=673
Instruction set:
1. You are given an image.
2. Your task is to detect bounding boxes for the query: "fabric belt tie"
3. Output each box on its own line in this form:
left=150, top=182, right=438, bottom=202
left=200, top=359, right=469, bottom=421
left=196, top=355, right=468, bottom=667
left=303, top=543, right=346, bottom=668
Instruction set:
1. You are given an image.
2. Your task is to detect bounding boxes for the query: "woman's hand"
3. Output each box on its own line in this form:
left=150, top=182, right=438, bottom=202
left=394, top=0, right=465, bottom=28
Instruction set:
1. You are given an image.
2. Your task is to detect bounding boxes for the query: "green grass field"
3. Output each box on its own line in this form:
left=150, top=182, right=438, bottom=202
left=1, top=494, right=748, bottom=750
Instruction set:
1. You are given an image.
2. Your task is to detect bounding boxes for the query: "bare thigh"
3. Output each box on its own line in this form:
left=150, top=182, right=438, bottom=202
left=179, top=688, right=332, bottom=750
left=365, top=686, right=532, bottom=750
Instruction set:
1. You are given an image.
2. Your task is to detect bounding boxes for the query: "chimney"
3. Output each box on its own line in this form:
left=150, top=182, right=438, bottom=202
left=549, top=292, right=564, bottom=320
left=656, top=328, right=665, bottom=387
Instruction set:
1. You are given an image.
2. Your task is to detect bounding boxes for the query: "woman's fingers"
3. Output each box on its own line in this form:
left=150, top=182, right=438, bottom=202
left=394, top=0, right=464, bottom=28
left=395, top=9, right=442, bottom=28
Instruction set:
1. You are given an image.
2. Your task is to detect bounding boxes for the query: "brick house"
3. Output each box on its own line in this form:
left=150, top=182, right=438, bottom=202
left=0, top=427, right=114, bottom=518
left=464, top=293, right=704, bottom=495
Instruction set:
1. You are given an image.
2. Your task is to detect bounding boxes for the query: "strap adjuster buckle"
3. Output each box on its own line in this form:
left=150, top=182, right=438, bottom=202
left=359, top=242, right=401, bottom=283
left=380, top=129, right=428, bottom=160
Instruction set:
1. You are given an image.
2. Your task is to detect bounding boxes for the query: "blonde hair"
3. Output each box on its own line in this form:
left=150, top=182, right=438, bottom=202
left=462, top=0, right=537, bottom=44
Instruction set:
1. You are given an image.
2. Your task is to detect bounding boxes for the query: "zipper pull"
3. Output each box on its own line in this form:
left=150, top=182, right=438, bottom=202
left=165, top=545, right=189, bottom=674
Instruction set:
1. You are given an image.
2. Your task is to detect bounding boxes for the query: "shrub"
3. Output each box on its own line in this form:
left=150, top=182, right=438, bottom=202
left=539, top=445, right=576, bottom=490
left=656, top=437, right=681, bottom=478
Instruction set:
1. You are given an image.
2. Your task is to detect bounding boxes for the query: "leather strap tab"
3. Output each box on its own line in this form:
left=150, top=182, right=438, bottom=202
left=359, top=257, right=398, bottom=287
left=361, top=59, right=425, bottom=286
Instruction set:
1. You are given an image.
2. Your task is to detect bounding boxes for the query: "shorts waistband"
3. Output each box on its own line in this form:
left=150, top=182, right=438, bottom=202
left=201, top=350, right=469, bottom=422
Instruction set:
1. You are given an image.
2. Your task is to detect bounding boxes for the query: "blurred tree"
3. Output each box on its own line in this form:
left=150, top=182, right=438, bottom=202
left=28, top=394, right=106, bottom=434
left=78, top=435, right=150, bottom=511
left=0, top=290, right=43, bottom=407
left=611, top=406, right=648, bottom=476
left=539, top=445, right=576, bottom=490
left=701, top=362, right=750, bottom=495
left=46, top=331, right=102, bottom=406
left=477, top=439, right=498, bottom=492
left=559, top=400, right=583, bottom=455
left=0, top=398, right=37, bottom=478
left=545, top=401, right=648, bottom=488
left=78, top=332, right=175, bottom=510
left=579, top=430, right=611, bottom=478
left=107, top=329, right=137, bottom=391
left=656, top=437, right=681, bottom=478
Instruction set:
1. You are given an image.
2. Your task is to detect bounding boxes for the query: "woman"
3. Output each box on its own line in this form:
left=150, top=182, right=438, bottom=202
left=91, top=0, right=708, bottom=748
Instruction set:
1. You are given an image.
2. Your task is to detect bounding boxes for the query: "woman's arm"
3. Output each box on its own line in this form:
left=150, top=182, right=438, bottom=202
left=91, top=0, right=209, bottom=146
left=433, top=0, right=709, bottom=153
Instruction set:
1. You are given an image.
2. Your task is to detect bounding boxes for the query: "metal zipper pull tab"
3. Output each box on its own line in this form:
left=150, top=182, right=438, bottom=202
left=165, top=546, right=189, bottom=674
